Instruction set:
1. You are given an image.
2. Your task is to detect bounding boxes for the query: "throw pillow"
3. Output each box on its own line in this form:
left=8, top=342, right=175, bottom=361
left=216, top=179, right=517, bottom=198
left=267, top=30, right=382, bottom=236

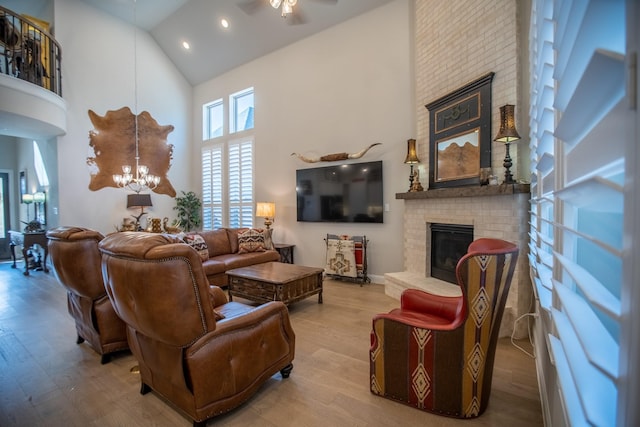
left=237, top=228, right=267, bottom=253
left=183, top=234, right=209, bottom=262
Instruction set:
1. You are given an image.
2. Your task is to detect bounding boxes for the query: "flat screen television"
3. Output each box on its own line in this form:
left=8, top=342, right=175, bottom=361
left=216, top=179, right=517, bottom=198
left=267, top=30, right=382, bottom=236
left=296, top=161, right=383, bottom=223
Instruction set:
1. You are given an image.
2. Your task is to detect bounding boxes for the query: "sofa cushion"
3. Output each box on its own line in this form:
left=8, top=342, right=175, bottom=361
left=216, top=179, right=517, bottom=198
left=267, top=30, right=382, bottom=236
left=237, top=228, right=269, bottom=253
left=198, top=229, right=231, bottom=257
left=226, top=228, right=248, bottom=253
left=183, top=234, right=209, bottom=261
left=220, top=251, right=281, bottom=271
left=201, top=258, right=227, bottom=276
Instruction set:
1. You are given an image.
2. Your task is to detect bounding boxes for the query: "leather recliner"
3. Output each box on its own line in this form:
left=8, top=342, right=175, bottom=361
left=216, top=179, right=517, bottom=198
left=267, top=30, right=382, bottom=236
left=46, top=226, right=128, bottom=363
left=370, top=238, right=519, bottom=418
left=99, top=232, right=295, bottom=427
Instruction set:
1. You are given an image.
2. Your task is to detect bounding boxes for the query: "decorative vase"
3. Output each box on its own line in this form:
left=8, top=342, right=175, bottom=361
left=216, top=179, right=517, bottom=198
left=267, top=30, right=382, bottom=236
left=150, top=218, right=162, bottom=233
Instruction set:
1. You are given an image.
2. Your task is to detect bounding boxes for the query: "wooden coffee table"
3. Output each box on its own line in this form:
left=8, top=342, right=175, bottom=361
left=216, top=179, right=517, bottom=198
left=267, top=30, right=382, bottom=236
left=227, top=262, right=323, bottom=305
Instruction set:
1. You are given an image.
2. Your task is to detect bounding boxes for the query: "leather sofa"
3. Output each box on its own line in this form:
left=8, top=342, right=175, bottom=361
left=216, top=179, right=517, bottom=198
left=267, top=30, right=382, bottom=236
left=99, top=232, right=295, bottom=426
left=46, top=226, right=128, bottom=363
left=191, top=228, right=280, bottom=287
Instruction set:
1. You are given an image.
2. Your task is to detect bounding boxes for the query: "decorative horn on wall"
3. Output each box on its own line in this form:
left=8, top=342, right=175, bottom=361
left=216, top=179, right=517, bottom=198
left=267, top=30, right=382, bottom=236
left=291, top=143, right=382, bottom=163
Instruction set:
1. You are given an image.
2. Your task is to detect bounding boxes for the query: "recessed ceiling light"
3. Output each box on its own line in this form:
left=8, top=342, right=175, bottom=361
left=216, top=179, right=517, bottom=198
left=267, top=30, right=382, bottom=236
left=221, top=18, right=229, bottom=28
left=182, top=41, right=190, bottom=50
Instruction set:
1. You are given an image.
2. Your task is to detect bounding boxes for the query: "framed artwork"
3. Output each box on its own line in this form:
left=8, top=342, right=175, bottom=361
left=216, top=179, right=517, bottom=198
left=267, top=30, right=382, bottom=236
left=425, top=72, right=494, bottom=188
left=19, top=171, right=27, bottom=202
left=435, top=128, right=480, bottom=182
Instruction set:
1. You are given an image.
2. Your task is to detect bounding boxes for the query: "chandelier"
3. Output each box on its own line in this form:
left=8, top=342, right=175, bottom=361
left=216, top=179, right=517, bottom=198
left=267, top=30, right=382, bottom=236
left=270, top=0, right=297, bottom=17
left=112, top=0, right=160, bottom=194
left=113, top=163, right=160, bottom=193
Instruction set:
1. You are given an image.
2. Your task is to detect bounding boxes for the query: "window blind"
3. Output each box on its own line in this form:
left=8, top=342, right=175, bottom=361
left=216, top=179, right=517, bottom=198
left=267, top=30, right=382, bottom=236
left=202, top=139, right=254, bottom=230
left=529, top=0, right=555, bottom=314
left=202, top=144, right=223, bottom=230
left=228, top=139, right=254, bottom=228
left=529, top=0, right=635, bottom=426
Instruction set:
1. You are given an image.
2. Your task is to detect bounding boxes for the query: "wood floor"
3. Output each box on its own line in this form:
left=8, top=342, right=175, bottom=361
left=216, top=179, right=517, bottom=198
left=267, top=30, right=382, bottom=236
left=0, top=260, right=543, bottom=426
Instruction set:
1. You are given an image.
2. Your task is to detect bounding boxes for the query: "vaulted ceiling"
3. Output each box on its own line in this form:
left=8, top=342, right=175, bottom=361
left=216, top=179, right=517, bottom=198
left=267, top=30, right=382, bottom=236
left=82, top=0, right=395, bottom=86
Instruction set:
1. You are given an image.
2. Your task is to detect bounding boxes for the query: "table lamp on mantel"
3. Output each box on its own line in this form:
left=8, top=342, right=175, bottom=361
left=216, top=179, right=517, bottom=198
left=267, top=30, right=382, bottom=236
left=404, top=139, right=423, bottom=192
left=256, top=202, right=276, bottom=230
left=494, top=104, right=521, bottom=184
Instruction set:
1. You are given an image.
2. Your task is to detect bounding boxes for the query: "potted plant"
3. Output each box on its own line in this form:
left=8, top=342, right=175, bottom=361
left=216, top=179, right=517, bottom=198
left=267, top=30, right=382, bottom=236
left=173, top=191, right=202, bottom=232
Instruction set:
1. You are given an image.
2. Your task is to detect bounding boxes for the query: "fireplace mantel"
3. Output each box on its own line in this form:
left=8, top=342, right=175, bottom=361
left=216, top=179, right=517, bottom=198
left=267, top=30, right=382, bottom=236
left=395, top=183, right=530, bottom=200
left=390, top=182, right=531, bottom=338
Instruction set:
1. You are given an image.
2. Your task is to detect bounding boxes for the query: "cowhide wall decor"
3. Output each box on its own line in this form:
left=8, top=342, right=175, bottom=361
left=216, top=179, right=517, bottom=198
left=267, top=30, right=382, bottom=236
left=86, top=107, right=176, bottom=197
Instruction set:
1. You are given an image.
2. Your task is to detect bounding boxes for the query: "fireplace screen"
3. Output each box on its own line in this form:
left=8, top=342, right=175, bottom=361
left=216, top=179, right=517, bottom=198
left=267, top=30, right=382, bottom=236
left=430, top=223, right=473, bottom=284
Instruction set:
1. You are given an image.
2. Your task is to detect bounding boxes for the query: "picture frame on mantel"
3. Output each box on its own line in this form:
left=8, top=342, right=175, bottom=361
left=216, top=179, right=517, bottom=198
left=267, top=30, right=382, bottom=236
left=425, top=72, right=494, bottom=189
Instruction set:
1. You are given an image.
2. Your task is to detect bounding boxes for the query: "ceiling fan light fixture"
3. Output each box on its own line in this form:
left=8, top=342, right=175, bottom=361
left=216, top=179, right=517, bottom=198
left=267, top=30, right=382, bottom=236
left=270, top=0, right=282, bottom=9
left=281, top=3, right=292, bottom=16
left=286, top=0, right=297, bottom=6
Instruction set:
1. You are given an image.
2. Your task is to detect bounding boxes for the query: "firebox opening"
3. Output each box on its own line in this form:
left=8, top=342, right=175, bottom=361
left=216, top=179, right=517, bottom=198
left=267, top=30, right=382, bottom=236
left=430, top=223, right=473, bottom=284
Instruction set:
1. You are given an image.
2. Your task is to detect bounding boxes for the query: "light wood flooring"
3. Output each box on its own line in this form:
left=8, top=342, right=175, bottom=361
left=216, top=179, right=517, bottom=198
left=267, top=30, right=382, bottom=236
left=0, top=260, right=543, bottom=426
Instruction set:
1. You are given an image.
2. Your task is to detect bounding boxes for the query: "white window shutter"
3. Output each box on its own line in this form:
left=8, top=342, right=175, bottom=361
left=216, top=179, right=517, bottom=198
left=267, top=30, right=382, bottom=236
left=529, top=0, right=637, bottom=426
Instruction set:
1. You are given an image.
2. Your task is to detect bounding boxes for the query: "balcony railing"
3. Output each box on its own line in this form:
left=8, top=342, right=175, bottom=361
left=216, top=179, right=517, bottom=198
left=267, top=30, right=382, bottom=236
left=0, top=6, right=62, bottom=96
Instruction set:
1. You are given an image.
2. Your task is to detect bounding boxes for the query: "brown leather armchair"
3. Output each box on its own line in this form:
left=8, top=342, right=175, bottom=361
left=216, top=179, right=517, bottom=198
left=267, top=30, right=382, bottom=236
left=370, top=238, right=519, bottom=418
left=99, top=232, right=295, bottom=427
left=46, top=226, right=128, bottom=364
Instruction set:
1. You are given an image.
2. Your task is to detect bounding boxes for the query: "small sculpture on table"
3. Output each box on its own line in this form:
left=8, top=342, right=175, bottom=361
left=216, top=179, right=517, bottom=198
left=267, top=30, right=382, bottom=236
left=118, top=218, right=137, bottom=232
left=22, top=220, right=43, bottom=233
left=409, top=169, right=424, bottom=192
left=163, top=217, right=182, bottom=234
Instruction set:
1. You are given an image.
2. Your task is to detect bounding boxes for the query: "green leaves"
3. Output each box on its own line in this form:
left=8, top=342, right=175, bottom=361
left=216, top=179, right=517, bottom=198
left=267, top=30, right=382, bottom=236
left=173, top=191, right=202, bottom=232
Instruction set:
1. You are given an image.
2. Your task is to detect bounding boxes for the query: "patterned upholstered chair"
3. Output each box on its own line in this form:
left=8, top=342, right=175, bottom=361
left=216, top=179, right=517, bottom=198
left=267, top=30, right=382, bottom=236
left=370, top=238, right=519, bottom=418
left=47, top=226, right=128, bottom=363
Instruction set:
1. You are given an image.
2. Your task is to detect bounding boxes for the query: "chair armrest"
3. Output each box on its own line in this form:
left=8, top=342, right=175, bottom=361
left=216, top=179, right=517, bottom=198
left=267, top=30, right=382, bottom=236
left=187, top=301, right=294, bottom=355
left=400, top=288, right=464, bottom=324
left=208, top=285, right=228, bottom=308
left=185, top=301, right=295, bottom=400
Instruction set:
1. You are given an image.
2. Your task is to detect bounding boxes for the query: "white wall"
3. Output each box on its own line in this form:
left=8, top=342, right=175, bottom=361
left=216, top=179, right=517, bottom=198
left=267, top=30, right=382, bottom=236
left=52, top=0, right=192, bottom=233
left=193, top=0, right=412, bottom=279
left=0, top=136, right=19, bottom=233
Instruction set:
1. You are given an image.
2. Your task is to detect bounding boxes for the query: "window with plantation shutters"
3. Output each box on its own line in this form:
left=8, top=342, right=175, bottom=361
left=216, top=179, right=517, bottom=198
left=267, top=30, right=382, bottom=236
left=201, top=144, right=223, bottom=230
left=201, top=87, right=255, bottom=230
left=227, top=139, right=254, bottom=228
left=529, top=1, right=638, bottom=426
left=201, top=138, right=254, bottom=230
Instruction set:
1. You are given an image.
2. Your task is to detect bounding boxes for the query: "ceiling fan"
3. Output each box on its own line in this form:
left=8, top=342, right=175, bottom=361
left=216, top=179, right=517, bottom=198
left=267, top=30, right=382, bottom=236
left=238, top=0, right=338, bottom=25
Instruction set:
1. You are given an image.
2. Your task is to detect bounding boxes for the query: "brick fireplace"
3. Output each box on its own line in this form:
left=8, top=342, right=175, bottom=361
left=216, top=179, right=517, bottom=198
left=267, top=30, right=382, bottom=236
left=385, top=184, right=531, bottom=338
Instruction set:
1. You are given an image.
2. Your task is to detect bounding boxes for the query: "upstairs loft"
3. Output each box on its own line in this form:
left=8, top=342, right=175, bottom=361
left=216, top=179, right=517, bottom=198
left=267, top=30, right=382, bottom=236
left=0, top=6, right=66, bottom=139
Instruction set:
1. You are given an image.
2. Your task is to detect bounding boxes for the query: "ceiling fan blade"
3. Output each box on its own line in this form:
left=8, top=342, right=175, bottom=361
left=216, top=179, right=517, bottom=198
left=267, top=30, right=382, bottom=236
left=237, top=0, right=265, bottom=15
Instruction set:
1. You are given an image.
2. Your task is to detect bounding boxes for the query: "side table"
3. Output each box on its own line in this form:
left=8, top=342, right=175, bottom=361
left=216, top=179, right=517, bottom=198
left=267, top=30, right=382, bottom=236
left=274, top=243, right=295, bottom=264
left=9, top=231, right=50, bottom=276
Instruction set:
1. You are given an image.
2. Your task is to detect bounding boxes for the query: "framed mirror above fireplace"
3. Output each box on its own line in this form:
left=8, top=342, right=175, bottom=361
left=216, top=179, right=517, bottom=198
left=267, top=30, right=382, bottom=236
left=425, top=72, right=494, bottom=189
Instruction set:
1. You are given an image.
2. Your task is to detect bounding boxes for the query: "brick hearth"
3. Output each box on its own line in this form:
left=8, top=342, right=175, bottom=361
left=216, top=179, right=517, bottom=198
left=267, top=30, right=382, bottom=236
left=387, top=184, right=531, bottom=338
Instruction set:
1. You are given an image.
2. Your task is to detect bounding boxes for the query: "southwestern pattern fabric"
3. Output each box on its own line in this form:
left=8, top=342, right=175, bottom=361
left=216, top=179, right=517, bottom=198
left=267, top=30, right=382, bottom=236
left=183, top=234, right=209, bottom=261
left=325, top=238, right=357, bottom=277
left=237, top=228, right=267, bottom=253
left=326, top=234, right=366, bottom=279
left=370, top=240, right=518, bottom=418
